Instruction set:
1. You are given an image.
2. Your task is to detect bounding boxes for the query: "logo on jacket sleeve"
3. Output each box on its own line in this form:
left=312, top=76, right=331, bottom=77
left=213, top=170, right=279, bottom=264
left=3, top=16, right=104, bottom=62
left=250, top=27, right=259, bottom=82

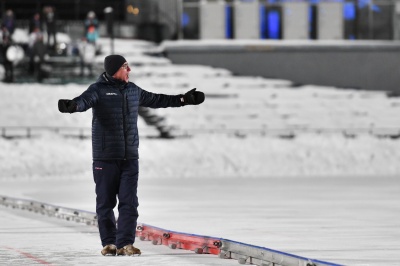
left=106, top=92, right=118, bottom=96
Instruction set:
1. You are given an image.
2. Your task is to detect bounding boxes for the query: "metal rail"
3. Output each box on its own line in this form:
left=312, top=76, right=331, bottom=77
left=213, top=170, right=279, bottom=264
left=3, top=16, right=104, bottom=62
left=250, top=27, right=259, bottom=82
left=1, top=125, right=399, bottom=139
left=0, top=126, right=91, bottom=139
left=0, top=195, right=97, bottom=226
left=0, top=195, right=343, bottom=266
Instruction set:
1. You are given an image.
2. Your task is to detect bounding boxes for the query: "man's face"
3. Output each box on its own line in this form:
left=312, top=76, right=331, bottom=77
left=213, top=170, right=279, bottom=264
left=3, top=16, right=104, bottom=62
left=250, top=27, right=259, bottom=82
left=113, top=62, right=130, bottom=83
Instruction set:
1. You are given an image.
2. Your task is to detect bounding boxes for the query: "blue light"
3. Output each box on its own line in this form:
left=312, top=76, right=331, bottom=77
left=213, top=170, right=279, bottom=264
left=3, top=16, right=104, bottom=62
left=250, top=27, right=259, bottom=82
left=225, top=5, right=233, bottom=39
left=343, top=3, right=356, bottom=20
left=181, top=13, right=189, bottom=27
left=268, top=11, right=280, bottom=39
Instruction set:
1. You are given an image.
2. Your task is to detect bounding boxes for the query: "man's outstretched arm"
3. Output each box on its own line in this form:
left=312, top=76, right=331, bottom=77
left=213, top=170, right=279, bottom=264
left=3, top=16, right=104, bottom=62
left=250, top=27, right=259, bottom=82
left=140, top=88, right=205, bottom=108
left=58, top=85, right=99, bottom=113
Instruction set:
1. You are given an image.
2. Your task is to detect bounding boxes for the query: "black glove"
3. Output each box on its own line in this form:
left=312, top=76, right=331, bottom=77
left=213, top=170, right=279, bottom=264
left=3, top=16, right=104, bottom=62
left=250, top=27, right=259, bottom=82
left=58, top=99, right=77, bottom=113
left=182, top=88, right=205, bottom=105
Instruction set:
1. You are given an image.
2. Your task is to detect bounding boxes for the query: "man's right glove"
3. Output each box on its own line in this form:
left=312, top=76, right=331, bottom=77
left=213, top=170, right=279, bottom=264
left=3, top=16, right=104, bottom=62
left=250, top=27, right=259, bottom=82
left=182, top=88, right=205, bottom=105
left=58, top=99, right=77, bottom=113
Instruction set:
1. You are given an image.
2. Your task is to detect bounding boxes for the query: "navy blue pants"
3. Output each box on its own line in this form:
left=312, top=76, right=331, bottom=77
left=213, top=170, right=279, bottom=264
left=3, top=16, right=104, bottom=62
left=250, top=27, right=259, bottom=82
left=93, top=160, right=139, bottom=248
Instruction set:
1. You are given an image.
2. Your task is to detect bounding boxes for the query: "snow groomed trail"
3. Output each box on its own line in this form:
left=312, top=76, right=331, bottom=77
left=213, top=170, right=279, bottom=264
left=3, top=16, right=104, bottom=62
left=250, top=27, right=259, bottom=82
left=0, top=195, right=341, bottom=266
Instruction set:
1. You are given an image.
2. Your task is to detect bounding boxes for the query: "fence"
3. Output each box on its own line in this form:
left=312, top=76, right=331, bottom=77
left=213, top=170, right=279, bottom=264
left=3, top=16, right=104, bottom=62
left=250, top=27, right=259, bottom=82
left=2, top=125, right=400, bottom=140
left=0, top=126, right=91, bottom=139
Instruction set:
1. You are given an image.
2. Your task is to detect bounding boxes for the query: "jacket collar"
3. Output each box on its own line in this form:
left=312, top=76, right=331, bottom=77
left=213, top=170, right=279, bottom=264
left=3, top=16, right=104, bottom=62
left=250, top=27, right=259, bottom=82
left=98, top=72, right=127, bottom=89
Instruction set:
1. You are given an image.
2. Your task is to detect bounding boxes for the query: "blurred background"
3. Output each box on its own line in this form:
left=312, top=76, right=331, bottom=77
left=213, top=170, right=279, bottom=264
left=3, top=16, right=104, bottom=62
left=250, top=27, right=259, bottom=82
left=1, top=2, right=400, bottom=265
left=1, top=0, right=399, bottom=42
left=2, top=0, right=400, bottom=90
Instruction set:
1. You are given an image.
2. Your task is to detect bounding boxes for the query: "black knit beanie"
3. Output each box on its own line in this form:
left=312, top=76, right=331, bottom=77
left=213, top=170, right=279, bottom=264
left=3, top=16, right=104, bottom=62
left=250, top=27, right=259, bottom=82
left=104, top=55, right=127, bottom=76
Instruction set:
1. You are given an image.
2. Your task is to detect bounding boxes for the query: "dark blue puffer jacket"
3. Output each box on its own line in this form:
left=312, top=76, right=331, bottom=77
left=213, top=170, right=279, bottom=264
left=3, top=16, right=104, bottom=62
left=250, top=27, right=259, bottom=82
left=73, top=73, right=182, bottom=160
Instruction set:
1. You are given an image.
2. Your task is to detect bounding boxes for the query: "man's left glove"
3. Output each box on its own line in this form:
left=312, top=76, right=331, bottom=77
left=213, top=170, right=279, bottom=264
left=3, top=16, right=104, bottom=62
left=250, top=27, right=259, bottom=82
left=58, top=99, right=77, bottom=113
left=182, top=88, right=205, bottom=105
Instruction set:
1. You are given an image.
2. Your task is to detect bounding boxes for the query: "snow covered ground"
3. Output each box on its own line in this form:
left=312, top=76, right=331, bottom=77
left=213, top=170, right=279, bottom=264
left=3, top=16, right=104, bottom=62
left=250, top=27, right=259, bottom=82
left=0, top=38, right=400, bottom=265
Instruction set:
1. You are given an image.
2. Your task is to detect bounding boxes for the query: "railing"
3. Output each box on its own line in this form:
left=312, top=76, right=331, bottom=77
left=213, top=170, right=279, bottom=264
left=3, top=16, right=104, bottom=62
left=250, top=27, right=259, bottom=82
left=1, top=125, right=400, bottom=140
left=0, top=126, right=91, bottom=139
left=0, top=195, right=343, bottom=266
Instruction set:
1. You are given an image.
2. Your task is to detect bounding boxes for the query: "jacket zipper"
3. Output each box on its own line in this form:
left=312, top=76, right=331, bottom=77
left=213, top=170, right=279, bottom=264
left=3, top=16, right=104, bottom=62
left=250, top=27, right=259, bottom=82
left=122, top=90, right=128, bottom=159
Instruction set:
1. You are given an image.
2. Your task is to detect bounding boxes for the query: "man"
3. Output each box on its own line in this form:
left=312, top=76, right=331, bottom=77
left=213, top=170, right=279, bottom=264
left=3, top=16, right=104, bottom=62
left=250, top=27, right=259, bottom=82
left=84, top=11, right=99, bottom=44
left=78, top=37, right=95, bottom=77
left=58, top=55, right=204, bottom=256
left=3, top=10, right=15, bottom=36
left=31, top=32, right=48, bottom=82
left=29, top=12, right=42, bottom=34
left=43, top=6, right=57, bottom=49
left=0, top=23, right=13, bottom=83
